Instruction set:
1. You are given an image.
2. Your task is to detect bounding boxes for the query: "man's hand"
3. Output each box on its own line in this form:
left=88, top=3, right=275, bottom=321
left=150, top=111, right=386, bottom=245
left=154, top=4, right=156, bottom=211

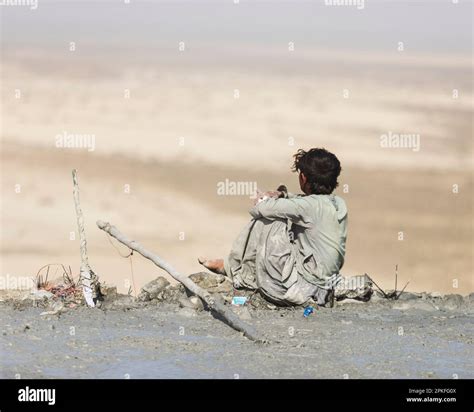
left=253, top=190, right=283, bottom=205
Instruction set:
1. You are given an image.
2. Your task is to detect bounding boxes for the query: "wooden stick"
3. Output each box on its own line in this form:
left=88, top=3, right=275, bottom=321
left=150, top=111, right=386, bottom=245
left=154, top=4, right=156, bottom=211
left=96, top=220, right=265, bottom=343
left=396, top=281, right=410, bottom=300
left=365, top=273, right=389, bottom=299
left=72, top=169, right=98, bottom=307
left=394, top=264, right=398, bottom=294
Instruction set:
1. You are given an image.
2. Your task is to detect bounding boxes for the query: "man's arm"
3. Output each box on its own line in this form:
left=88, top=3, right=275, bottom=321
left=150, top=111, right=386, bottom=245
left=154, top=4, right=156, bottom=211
left=249, top=196, right=313, bottom=227
left=284, top=192, right=300, bottom=199
left=276, top=184, right=301, bottom=199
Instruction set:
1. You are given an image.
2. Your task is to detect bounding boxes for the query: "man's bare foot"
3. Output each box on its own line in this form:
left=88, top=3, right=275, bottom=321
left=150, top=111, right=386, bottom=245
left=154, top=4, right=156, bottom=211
left=198, top=257, right=226, bottom=275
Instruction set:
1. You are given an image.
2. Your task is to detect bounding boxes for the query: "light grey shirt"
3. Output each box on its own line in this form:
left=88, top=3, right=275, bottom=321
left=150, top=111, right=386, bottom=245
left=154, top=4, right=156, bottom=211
left=249, top=193, right=348, bottom=288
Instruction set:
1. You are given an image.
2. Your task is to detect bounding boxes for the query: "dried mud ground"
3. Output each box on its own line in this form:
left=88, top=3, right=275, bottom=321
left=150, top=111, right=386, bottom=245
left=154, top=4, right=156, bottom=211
left=1, top=295, right=473, bottom=379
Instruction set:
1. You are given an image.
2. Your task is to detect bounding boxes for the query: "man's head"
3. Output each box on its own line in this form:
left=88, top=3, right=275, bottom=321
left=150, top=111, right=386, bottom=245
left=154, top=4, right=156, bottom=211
left=292, top=148, right=341, bottom=195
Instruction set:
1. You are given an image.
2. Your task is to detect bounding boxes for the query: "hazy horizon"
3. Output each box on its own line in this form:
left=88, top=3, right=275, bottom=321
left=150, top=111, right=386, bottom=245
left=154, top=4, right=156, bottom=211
left=1, top=0, right=472, bottom=55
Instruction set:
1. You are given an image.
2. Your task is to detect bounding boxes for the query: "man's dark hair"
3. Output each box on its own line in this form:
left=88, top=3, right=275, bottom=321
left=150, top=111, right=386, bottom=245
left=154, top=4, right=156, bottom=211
left=292, top=148, right=341, bottom=195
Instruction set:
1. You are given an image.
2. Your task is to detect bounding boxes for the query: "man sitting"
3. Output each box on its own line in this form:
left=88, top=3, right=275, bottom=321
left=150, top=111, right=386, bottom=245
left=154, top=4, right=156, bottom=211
left=199, top=148, right=348, bottom=307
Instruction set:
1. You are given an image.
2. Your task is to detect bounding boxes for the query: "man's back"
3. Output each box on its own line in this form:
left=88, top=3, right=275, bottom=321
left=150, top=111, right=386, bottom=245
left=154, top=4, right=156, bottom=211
left=291, top=194, right=348, bottom=286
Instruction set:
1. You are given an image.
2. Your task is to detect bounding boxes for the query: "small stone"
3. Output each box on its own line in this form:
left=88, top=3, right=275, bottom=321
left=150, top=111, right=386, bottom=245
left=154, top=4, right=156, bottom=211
left=189, top=272, right=220, bottom=289
left=29, top=290, right=54, bottom=300
left=178, top=296, right=204, bottom=311
left=110, top=295, right=136, bottom=309
left=100, top=285, right=117, bottom=298
left=442, top=294, right=464, bottom=311
left=40, top=301, right=65, bottom=316
left=189, top=272, right=233, bottom=293
left=189, top=296, right=200, bottom=305
left=138, top=277, right=170, bottom=301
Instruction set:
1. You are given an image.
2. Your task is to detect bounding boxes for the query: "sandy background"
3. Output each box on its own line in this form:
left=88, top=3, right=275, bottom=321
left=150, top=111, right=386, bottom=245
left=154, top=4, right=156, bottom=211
left=1, top=0, right=472, bottom=295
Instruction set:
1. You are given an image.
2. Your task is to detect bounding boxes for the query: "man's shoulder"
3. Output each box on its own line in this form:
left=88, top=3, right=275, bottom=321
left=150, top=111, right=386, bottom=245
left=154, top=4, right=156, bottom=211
left=310, top=194, right=348, bottom=220
left=332, top=195, right=348, bottom=221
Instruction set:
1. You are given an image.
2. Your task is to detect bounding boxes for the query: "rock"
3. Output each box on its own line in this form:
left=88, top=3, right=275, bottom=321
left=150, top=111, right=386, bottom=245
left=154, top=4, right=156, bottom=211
left=100, top=285, right=117, bottom=299
left=138, top=277, right=170, bottom=302
left=189, top=296, right=203, bottom=307
left=442, top=294, right=464, bottom=311
left=160, top=284, right=187, bottom=303
left=107, top=295, right=137, bottom=309
left=40, top=301, right=65, bottom=316
left=430, top=291, right=443, bottom=299
left=189, top=272, right=233, bottom=293
left=335, top=274, right=373, bottom=301
left=28, top=290, right=54, bottom=300
left=10, top=289, right=54, bottom=309
left=178, top=296, right=204, bottom=311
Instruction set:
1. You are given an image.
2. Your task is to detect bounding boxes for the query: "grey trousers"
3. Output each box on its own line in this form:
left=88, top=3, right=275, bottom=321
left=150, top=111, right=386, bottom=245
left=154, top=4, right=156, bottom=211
left=224, top=218, right=332, bottom=306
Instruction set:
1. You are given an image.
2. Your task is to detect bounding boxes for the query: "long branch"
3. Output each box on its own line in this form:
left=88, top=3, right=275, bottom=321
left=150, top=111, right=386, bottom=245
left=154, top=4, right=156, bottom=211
left=72, top=169, right=96, bottom=307
left=96, top=220, right=265, bottom=342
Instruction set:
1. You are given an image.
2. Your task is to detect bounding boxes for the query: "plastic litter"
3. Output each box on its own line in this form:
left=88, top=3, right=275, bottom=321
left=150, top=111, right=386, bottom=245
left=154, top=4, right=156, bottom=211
left=303, top=306, right=314, bottom=317
left=231, top=296, right=248, bottom=306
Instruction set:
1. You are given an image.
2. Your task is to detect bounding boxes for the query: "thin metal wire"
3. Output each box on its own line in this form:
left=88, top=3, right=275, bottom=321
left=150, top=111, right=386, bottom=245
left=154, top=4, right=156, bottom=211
left=104, top=233, right=137, bottom=296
